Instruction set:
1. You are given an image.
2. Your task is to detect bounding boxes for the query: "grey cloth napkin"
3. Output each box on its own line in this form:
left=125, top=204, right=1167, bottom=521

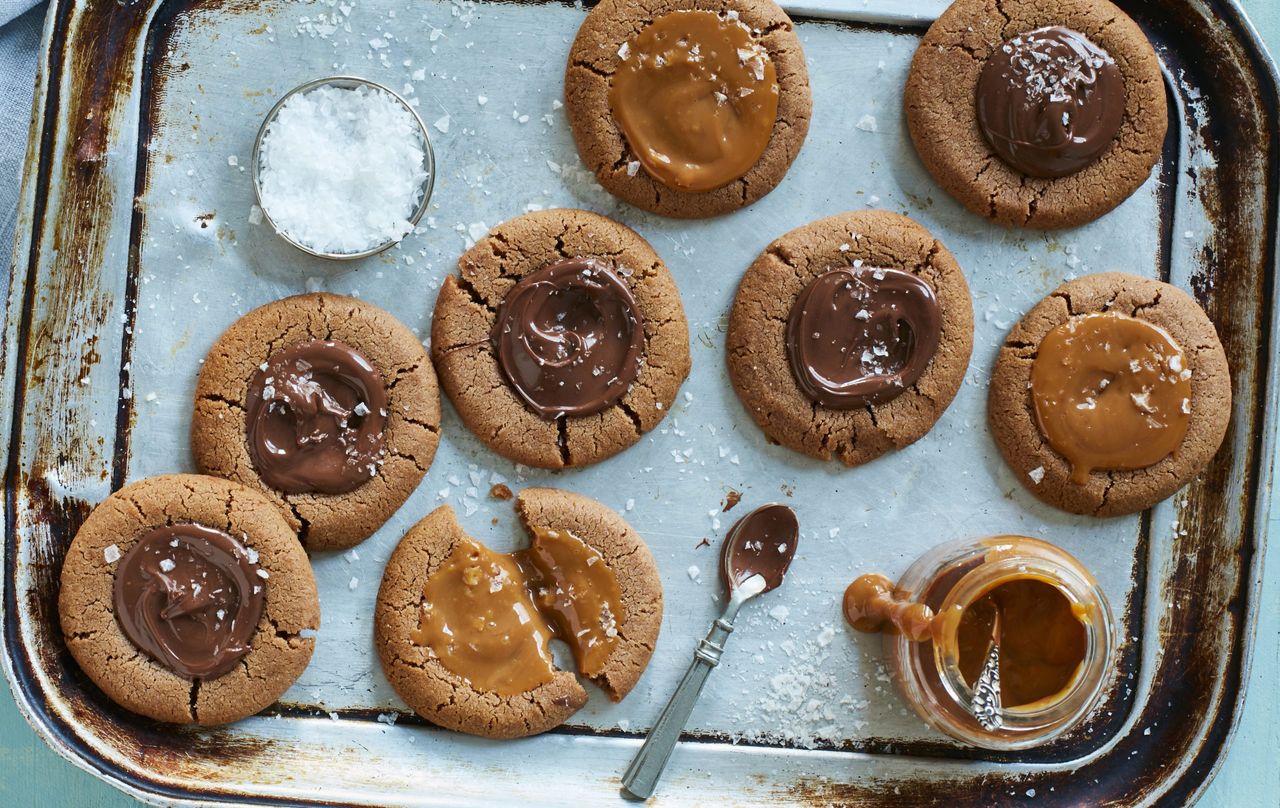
left=1, top=3, right=43, bottom=288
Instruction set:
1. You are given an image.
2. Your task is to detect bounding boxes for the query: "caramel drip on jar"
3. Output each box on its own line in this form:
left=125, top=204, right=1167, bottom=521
left=956, top=579, right=1087, bottom=708
left=609, top=10, right=779, bottom=192
left=1031, top=312, right=1191, bottom=484
left=411, top=530, right=626, bottom=695
left=843, top=573, right=936, bottom=642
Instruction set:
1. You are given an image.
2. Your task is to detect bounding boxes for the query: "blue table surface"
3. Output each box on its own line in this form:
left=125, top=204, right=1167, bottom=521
left=1, top=2, right=1277, bottom=806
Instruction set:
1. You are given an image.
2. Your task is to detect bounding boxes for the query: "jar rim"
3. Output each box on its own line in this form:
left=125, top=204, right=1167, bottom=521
left=932, top=555, right=1111, bottom=727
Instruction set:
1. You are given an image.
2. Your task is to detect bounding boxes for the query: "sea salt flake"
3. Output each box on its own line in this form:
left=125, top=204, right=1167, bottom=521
left=159, top=559, right=176, bottom=572
left=1028, top=466, right=1046, bottom=484
left=855, top=114, right=878, bottom=132
left=103, top=544, right=121, bottom=563
left=434, top=114, right=451, bottom=133
left=687, top=565, right=701, bottom=581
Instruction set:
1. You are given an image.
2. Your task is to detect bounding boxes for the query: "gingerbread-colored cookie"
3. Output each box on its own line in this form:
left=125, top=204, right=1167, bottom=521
left=58, top=474, right=319, bottom=726
left=192, top=293, right=440, bottom=551
left=727, top=211, right=974, bottom=466
left=989, top=273, right=1231, bottom=516
left=904, top=0, right=1167, bottom=229
left=375, top=487, right=663, bottom=739
left=432, top=209, right=690, bottom=469
left=565, top=0, right=812, bottom=218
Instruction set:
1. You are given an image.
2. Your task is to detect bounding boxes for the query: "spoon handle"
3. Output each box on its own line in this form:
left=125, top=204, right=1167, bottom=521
left=621, top=615, right=736, bottom=799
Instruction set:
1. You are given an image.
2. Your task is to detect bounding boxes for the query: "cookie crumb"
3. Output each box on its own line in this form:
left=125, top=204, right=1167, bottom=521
left=489, top=483, right=513, bottom=500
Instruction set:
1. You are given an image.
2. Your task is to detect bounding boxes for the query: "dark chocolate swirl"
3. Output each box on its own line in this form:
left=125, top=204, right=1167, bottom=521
left=976, top=26, right=1124, bottom=178
left=113, top=524, right=266, bottom=679
left=246, top=339, right=388, bottom=495
left=786, top=267, right=941, bottom=409
left=492, top=257, right=644, bottom=418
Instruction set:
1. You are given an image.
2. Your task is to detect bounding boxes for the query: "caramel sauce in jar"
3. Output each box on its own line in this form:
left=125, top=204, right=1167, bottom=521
left=411, top=529, right=626, bottom=696
left=955, top=578, right=1087, bottom=708
left=852, top=536, right=1115, bottom=750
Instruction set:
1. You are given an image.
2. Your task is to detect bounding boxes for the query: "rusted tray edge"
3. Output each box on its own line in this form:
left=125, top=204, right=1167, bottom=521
left=0, top=1, right=1275, bottom=806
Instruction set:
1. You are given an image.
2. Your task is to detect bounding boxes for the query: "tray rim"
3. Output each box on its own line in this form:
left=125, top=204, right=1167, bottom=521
left=1, top=0, right=1276, bottom=806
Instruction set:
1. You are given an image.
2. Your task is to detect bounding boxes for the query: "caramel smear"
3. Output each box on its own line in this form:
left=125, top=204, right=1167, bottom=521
left=956, top=579, right=1087, bottom=708
left=411, top=539, right=557, bottom=696
left=843, top=573, right=935, bottom=642
left=411, top=530, right=626, bottom=695
left=1031, top=312, right=1191, bottom=484
left=522, top=527, right=625, bottom=679
left=609, top=10, right=779, bottom=192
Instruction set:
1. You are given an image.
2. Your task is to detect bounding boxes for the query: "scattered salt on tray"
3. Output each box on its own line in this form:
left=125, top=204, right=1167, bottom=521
left=257, top=84, right=428, bottom=254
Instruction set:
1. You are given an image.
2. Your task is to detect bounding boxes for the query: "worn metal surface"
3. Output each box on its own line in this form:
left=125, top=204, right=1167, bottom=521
left=0, top=0, right=1275, bottom=805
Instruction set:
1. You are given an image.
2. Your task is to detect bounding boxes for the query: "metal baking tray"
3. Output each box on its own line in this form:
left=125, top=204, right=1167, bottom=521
left=2, top=0, right=1276, bottom=804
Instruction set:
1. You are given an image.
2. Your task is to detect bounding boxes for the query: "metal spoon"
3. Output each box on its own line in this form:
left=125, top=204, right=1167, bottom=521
left=622, top=504, right=798, bottom=800
left=971, top=604, right=1003, bottom=732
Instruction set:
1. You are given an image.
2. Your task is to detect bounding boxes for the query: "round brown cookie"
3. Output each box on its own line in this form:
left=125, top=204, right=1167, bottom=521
left=989, top=273, right=1231, bottom=516
left=58, top=474, right=319, bottom=726
left=432, top=208, right=690, bottom=469
left=565, top=0, right=812, bottom=218
left=374, top=487, right=663, bottom=738
left=727, top=211, right=974, bottom=466
left=904, top=0, right=1167, bottom=229
left=192, top=293, right=441, bottom=551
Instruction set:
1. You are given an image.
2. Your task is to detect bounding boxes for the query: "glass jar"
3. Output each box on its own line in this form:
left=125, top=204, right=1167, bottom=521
left=885, top=536, right=1115, bottom=750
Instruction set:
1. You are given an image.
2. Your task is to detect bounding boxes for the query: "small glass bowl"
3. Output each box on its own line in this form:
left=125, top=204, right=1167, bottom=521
left=251, top=75, right=436, bottom=261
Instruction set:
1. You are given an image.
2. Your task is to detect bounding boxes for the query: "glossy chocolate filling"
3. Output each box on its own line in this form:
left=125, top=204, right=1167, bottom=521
left=786, top=267, right=942, bottom=409
left=492, top=257, right=644, bottom=419
left=113, top=524, right=266, bottom=679
left=246, top=339, right=388, bottom=495
left=977, top=26, right=1124, bottom=178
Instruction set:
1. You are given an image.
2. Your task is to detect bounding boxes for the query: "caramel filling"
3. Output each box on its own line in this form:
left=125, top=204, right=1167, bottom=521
left=956, top=579, right=1087, bottom=709
left=410, top=529, right=625, bottom=696
left=609, top=10, right=779, bottom=192
left=1031, top=312, right=1191, bottom=484
left=843, top=573, right=935, bottom=641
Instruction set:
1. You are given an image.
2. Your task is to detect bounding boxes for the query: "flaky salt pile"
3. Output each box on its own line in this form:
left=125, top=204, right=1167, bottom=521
left=257, top=84, right=428, bottom=255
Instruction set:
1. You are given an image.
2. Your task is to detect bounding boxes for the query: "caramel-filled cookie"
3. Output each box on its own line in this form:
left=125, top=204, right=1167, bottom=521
left=374, top=488, right=663, bottom=739
left=432, top=209, right=690, bottom=468
left=989, top=273, right=1231, bottom=516
left=58, top=474, right=319, bottom=726
left=727, top=211, right=974, bottom=466
left=192, top=293, right=441, bottom=551
left=904, top=0, right=1167, bottom=229
left=565, top=0, right=811, bottom=218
